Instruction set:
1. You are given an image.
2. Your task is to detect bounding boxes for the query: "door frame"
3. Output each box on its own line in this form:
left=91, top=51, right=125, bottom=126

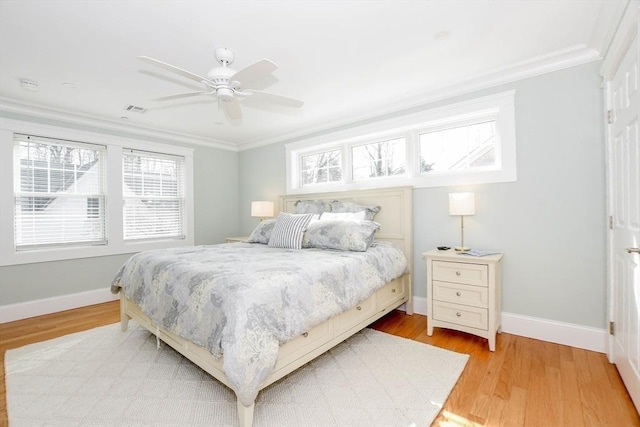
left=603, top=1, right=639, bottom=362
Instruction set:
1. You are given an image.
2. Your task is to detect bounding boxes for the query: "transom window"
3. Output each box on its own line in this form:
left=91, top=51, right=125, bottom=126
left=286, top=91, right=516, bottom=192
left=301, top=149, right=342, bottom=186
left=352, top=137, right=406, bottom=180
left=419, top=120, right=497, bottom=174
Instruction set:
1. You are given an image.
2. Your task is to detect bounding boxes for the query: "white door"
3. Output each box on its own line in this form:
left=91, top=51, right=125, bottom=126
left=609, top=28, right=640, bottom=412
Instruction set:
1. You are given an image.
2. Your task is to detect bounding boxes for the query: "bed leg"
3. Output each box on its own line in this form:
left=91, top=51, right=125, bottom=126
left=405, top=276, right=414, bottom=315
left=237, top=399, right=255, bottom=427
left=119, top=295, right=130, bottom=331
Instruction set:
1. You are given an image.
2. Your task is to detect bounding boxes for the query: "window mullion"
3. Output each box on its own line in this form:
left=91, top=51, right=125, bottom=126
left=343, top=143, right=352, bottom=185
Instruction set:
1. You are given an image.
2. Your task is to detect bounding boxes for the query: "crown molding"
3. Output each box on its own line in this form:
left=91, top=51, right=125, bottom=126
left=237, top=43, right=601, bottom=151
left=0, top=42, right=603, bottom=154
left=600, top=1, right=638, bottom=80
left=590, top=0, right=630, bottom=58
left=0, top=97, right=238, bottom=152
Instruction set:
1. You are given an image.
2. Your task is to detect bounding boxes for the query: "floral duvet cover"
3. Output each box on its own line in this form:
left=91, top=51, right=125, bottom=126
left=110, top=241, right=408, bottom=405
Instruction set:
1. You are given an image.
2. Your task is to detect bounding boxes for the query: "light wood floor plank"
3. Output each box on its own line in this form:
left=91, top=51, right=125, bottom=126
left=0, top=304, right=638, bottom=426
left=500, top=385, right=527, bottom=426
left=560, top=358, right=585, bottom=427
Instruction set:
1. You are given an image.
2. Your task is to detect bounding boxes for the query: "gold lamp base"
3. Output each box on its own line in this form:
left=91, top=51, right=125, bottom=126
left=454, top=246, right=470, bottom=252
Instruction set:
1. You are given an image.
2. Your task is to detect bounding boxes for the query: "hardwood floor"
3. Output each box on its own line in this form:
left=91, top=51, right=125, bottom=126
left=0, top=303, right=638, bottom=426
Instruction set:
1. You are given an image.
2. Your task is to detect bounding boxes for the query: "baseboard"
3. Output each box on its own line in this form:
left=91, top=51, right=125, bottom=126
left=0, top=288, right=119, bottom=324
left=2, top=292, right=608, bottom=353
left=500, top=312, right=607, bottom=353
left=405, top=297, right=607, bottom=353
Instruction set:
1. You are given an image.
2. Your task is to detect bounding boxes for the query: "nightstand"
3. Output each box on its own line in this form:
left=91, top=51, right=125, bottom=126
left=225, top=236, right=249, bottom=243
left=424, top=249, right=503, bottom=351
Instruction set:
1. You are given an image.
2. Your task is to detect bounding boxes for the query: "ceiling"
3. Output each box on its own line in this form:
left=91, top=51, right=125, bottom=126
left=0, top=1, right=623, bottom=150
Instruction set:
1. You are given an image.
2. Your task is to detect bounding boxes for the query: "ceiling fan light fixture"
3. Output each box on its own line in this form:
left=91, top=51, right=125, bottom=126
left=138, top=48, right=303, bottom=119
left=217, top=87, right=234, bottom=102
left=207, top=66, right=235, bottom=82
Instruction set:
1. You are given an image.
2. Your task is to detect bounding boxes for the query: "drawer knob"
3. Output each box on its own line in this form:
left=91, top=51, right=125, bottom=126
left=392, top=288, right=396, bottom=293
left=456, top=291, right=461, bottom=297
left=456, top=312, right=462, bottom=317
left=302, top=332, right=309, bottom=338
left=357, top=306, right=362, bottom=311
left=456, top=271, right=461, bottom=276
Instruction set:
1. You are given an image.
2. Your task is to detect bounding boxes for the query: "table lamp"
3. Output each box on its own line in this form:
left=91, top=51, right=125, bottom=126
left=449, top=192, right=475, bottom=252
left=251, top=201, right=274, bottom=222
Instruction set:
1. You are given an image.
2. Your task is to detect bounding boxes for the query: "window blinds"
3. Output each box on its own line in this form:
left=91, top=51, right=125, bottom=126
left=14, top=134, right=107, bottom=249
left=122, top=149, right=185, bottom=241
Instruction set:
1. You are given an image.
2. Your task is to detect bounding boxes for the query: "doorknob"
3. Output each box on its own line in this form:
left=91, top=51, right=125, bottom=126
left=626, top=248, right=640, bottom=254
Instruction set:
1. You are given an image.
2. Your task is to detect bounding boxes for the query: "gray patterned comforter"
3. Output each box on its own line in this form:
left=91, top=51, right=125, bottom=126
left=110, top=241, right=408, bottom=406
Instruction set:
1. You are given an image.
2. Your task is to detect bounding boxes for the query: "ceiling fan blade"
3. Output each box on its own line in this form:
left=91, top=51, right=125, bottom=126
left=138, top=56, right=211, bottom=85
left=246, top=90, right=304, bottom=108
left=231, top=59, right=278, bottom=88
left=221, top=98, right=242, bottom=121
left=154, top=91, right=210, bottom=101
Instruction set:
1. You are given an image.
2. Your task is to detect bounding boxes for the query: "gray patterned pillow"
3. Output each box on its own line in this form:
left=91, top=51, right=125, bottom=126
left=329, top=200, right=381, bottom=220
left=268, top=213, right=314, bottom=249
left=247, top=219, right=276, bottom=244
left=302, top=220, right=380, bottom=252
left=294, top=200, right=330, bottom=215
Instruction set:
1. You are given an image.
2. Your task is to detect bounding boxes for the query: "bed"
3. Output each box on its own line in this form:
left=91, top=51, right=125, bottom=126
left=111, top=186, right=413, bottom=427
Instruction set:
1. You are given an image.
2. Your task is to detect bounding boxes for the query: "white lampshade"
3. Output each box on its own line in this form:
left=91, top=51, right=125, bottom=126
left=251, top=201, right=274, bottom=219
left=449, top=193, right=475, bottom=216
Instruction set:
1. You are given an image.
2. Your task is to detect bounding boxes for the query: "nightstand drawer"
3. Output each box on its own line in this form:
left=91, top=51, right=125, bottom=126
left=433, top=281, right=488, bottom=308
left=432, top=261, right=488, bottom=287
left=433, top=301, right=488, bottom=330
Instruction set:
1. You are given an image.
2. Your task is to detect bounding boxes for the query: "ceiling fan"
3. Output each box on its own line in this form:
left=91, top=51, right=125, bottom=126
left=138, top=47, right=304, bottom=121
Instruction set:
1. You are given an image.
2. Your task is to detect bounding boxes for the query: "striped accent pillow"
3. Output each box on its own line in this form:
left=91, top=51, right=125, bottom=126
left=268, top=213, right=314, bottom=249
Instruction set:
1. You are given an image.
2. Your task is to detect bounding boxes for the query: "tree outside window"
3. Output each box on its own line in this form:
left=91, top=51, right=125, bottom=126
left=352, top=137, right=406, bottom=180
left=301, top=150, right=342, bottom=185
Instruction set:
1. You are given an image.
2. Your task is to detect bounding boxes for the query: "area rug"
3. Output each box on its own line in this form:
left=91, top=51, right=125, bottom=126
left=5, top=321, right=468, bottom=427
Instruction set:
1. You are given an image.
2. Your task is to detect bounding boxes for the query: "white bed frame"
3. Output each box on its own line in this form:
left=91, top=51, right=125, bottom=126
left=119, top=186, right=413, bottom=427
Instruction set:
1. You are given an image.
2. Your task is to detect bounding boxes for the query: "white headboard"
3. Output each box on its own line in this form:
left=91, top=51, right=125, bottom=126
left=280, top=186, right=413, bottom=283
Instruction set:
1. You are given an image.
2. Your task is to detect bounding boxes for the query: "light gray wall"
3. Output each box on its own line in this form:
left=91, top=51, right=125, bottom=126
left=239, top=61, right=606, bottom=329
left=1, top=61, right=606, bottom=329
left=0, top=112, right=240, bottom=305
left=238, top=143, right=287, bottom=233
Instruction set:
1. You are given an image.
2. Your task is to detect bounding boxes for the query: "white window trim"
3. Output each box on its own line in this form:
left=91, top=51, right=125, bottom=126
left=0, top=118, right=194, bottom=266
left=286, top=91, right=516, bottom=194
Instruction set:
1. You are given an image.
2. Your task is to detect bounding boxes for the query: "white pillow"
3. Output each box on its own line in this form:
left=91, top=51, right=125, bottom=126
left=268, top=212, right=314, bottom=250
left=320, top=211, right=366, bottom=221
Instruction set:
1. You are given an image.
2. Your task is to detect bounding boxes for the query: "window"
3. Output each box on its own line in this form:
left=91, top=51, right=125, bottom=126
left=352, top=137, right=406, bottom=180
left=286, top=91, right=516, bottom=192
left=123, top=150, right=185, bottom=241
left=301, top=149, right=342, bottom=186
left=0, top=118, right=194, bottom=266
left=13, top=134, right=106, bottom=250
left=419, top=120, right=497, bottom=174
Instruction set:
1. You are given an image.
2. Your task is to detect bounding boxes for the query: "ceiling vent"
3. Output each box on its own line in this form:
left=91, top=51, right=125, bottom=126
left=20, top=79, right=39, bottom=92
left=123, top=104, right=147, bottom=114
